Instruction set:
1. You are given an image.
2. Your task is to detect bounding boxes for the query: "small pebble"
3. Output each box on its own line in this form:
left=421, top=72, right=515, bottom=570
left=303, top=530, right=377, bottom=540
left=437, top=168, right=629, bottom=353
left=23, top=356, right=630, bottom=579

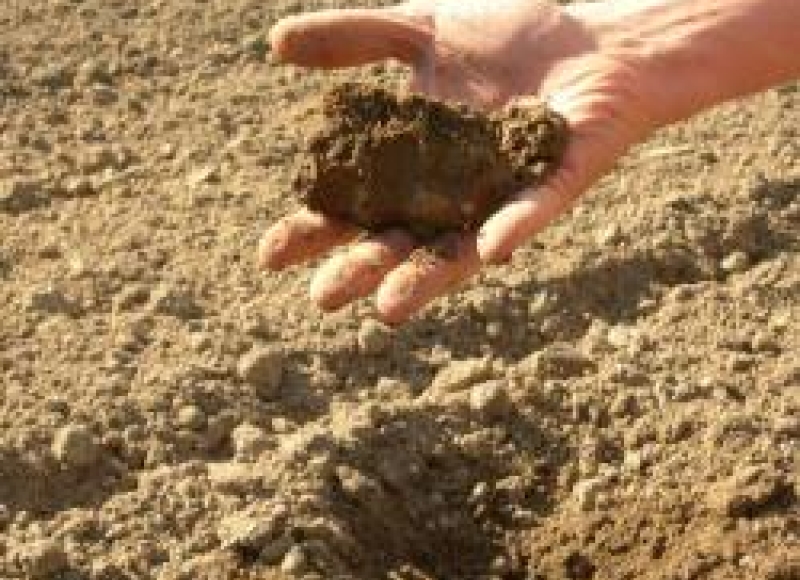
left=218, top=511, right=285, bottom=554
left=429, top=357, right=494, bottom=394
left=188, top=165, right=220, bottom=186
left=52, top=424, right=100, bottom=467
left=237, top=346, right=284, bottom=397
left=281, top=545, right=309, bottom=575
left=176, top=404, right=207, bottom=431
left=149, top=284, right=202, bottom=320
left=357, top=319, right=393, bottom=354
left=231, top=423, right=271, bottom=461
left=720, top=251, right=749, bottom=273
left=469, top=380, right=509, bottom=418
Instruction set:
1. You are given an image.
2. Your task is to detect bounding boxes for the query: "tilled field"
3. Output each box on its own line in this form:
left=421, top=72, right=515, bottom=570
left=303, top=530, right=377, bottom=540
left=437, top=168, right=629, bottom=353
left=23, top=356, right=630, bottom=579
left=0, top=1, right=798, bottom=579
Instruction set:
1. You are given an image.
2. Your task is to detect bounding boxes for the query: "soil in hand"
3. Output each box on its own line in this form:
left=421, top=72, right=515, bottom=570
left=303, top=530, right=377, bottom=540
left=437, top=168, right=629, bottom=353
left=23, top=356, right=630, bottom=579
left=292, top=83, right=568, bottom=237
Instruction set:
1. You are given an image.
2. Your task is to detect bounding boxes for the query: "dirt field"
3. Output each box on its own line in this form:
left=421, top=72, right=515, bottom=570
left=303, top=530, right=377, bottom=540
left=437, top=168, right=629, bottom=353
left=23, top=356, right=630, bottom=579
left=0, top=0, right=797, bottom=579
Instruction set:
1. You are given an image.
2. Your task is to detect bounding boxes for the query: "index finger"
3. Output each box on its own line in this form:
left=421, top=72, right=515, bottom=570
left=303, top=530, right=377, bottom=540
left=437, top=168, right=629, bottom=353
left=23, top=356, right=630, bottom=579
left=269, top=6, right=432, bottom=69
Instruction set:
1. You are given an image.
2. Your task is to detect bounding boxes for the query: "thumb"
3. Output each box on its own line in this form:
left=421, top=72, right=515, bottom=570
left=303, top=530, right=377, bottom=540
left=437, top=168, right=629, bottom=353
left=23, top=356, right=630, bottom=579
left=477, top=88, right=644, bottom=262
left=476, top=146, right=589, bottom=264
left=269, top=6, right=432, bottom=69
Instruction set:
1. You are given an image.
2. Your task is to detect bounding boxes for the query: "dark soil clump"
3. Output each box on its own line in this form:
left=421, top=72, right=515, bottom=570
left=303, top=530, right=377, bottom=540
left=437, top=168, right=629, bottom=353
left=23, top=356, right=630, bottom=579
left=292, top=83, right=568, bottom=236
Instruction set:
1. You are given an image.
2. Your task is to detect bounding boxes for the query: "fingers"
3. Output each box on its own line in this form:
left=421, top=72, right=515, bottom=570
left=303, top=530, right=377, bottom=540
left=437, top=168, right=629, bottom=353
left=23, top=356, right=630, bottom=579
left=309, top=230, right=415, bottom=311
left=270, top=7, right=432, bottom=69
left=477, top=138, right=591, bottom=263
left=258, top=209, right=358, bottom=270
left=376, top=233, right=480, bottom=325
left=261, top=216, right=481, bottom=322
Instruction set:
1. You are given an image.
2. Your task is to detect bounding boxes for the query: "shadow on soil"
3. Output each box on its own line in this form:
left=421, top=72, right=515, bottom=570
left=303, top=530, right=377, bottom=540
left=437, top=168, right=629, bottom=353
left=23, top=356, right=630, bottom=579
left=313, top=404, right=570, bottom=579
left=0, top=448, right=134, bottom=515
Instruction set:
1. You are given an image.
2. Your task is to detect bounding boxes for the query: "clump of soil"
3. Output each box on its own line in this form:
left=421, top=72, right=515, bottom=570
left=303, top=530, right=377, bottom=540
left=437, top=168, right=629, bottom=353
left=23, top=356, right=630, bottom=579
left=292, top=83, right=568, bottom=236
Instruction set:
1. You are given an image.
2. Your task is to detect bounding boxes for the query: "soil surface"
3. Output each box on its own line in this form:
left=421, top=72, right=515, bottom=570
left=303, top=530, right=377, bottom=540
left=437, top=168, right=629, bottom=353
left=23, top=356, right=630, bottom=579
left=0, top=0, right=798, bottom=579
left=293, top=83, right=567, bottom=236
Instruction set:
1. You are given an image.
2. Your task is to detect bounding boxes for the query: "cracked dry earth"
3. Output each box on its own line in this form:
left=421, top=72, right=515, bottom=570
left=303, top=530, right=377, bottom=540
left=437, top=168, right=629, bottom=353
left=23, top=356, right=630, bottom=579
left=0, top=0, right=798, bottom=579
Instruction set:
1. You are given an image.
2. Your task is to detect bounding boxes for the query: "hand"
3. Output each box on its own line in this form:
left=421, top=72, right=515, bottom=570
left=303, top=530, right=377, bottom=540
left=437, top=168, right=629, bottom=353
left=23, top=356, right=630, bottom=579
left=259, top=0, right=656, bottom=324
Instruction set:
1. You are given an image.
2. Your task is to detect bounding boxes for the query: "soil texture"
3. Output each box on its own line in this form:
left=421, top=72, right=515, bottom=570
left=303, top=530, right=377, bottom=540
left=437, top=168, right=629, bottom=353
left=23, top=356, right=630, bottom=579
left=0, top=0, right=797, bottom=579
left=293, top=83, right=567, bottom=235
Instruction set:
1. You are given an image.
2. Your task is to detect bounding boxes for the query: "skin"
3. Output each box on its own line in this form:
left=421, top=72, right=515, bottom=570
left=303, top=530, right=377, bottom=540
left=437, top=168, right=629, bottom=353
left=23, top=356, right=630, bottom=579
left=259, top=0, right=800, bottom=325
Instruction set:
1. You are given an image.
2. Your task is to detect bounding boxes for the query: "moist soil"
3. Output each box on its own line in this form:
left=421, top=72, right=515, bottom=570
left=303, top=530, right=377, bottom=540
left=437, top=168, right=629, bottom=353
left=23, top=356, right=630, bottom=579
left=293, top=83, right=567, bottom=236
left=0, top=1, right=798, bottom=579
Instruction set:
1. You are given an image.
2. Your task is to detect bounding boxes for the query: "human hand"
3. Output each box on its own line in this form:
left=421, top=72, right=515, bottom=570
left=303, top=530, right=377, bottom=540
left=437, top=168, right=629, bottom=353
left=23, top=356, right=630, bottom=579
left=259, top=0, right=657, bottom=324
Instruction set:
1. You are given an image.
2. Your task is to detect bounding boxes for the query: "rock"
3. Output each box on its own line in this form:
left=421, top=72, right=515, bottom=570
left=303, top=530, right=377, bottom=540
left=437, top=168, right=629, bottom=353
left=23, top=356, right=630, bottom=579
left=218, top=509, right=287, bottom=555
left=207, top=461, right=263, bottom=495
left=720, top=251, right=750, bottom=273
left=188, top=165, right=220, bottom=186
left=429, top=357, right=494, bottom=394
left=237, top=346, right=284, bottom=397
left=52, top=424, right=100, bottom=467
left=469, top=380, right=510, bottom=418
left=176, top=405, right=207, bottom=431
left=149, top=284, right=203, bottom=320
left=11, top=539, right=69, bottom=579
left=281, top=545, right=309, bottom=575
left=0, top=178, right=49, bottom=214
left=158, top=142, right=177, bottom=160
left=357, top=318, right=393, bottom=354
left=231, top=423, right=271, bottom=461
left=519, top=344, right=596, bottom=379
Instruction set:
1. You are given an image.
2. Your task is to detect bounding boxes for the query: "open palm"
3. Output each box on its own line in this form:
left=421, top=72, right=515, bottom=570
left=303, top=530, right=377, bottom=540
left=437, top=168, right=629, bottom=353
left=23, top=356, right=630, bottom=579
left=260, top=0, right=654, bottom=324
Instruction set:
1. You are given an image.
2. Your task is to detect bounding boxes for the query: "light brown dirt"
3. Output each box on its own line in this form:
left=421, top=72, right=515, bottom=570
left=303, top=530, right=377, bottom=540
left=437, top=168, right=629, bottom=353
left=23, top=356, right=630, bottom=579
left=0, top=1, right=797, bottom=579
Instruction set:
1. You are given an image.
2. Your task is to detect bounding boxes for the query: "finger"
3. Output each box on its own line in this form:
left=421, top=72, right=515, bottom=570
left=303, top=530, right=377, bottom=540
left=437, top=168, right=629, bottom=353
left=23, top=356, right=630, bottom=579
left=477, top=143, right=589, bottom=263
left=258, top=209, right=358, bottom=270
left=309, top=230, right=415, bottom=311
left=269, top=7, right=432, bottom=69
left=376, top=233, right=480, bottom=325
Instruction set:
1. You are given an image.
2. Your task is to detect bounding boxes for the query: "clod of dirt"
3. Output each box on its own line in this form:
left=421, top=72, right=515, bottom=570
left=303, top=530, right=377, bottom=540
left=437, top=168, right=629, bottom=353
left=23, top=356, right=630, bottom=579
left=51, top=423, right=101, bottom=467
left=236, top=345, right=284, bottom=397
left=292, top=83, right=568, bottom=236
left=357, top=318, right=394, bottom=354
left=230, top=422, right=271, bottom=461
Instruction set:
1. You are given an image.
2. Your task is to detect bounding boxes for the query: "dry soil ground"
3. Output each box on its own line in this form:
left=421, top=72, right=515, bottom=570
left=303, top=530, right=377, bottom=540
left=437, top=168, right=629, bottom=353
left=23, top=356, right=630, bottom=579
left=0, top=0, right=798, bottom=579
